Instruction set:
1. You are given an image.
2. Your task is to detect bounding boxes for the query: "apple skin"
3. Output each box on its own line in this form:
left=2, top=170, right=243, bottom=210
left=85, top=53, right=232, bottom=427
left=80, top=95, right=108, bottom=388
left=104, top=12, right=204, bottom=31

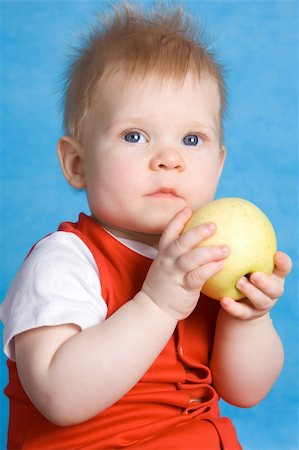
left=183, top=198, right=277, bottom=301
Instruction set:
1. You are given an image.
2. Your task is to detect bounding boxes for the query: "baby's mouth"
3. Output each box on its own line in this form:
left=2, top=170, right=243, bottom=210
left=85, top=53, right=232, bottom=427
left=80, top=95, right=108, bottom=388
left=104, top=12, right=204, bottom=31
left=146, top=188, right=180, bottom=198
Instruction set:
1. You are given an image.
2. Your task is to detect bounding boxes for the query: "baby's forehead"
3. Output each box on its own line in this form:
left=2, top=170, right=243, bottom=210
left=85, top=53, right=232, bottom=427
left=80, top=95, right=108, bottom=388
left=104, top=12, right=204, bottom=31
left=81, top=69, right=223, bottom=144
left=94, top=69, right=221, bottom=103
left=88, top=70, right=222, bottom=135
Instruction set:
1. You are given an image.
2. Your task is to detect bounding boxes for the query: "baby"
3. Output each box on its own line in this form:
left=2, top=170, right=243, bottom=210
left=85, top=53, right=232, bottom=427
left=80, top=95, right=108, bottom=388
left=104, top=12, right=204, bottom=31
left=0, top=3, right=292, bottom=449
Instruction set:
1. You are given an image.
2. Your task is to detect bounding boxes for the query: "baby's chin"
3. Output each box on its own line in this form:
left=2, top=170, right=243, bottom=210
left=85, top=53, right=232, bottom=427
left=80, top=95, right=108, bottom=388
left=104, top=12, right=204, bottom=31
left=92, top=207, right=183, bottom=243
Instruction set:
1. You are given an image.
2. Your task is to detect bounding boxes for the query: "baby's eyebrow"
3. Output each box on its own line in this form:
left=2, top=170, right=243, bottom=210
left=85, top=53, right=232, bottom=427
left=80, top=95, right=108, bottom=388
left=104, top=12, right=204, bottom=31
left=105, top=117, right=147, bottom=132
left=188, top=120, right=216, bottom=131
left=104, top=118, right=219, bottom=139
left=187, top=121, right=218, bottom=137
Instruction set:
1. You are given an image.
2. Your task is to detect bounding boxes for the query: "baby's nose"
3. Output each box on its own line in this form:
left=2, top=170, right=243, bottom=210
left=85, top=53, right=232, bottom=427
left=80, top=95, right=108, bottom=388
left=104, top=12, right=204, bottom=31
left=150, top=147, right=185, bottom=171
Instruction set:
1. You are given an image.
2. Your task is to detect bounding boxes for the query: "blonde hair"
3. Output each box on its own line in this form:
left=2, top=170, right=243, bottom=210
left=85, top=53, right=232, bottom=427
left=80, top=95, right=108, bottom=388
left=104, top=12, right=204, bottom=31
left=62, top=2, right=226, bottom=143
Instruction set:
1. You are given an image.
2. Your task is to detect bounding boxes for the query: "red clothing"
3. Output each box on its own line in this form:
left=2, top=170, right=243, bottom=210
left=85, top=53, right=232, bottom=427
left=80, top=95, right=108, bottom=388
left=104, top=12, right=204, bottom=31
left=5, top=213, right=241, bottom=449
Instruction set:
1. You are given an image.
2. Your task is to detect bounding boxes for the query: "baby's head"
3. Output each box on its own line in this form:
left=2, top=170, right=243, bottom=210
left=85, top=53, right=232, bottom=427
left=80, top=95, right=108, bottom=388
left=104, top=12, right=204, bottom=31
left=58, top=3, right=227, bottom=240
left=62, top=2, right=226, bottom=145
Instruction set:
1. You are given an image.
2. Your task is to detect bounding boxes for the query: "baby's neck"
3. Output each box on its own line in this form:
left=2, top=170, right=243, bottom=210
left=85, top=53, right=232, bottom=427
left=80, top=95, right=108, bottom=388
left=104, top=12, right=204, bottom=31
left=97, top=220, right=161, bottom=249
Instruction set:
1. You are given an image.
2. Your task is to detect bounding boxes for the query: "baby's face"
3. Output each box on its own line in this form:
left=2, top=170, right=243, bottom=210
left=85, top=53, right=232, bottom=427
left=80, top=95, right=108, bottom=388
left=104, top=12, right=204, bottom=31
left=83, top=71, right=225, bottom=243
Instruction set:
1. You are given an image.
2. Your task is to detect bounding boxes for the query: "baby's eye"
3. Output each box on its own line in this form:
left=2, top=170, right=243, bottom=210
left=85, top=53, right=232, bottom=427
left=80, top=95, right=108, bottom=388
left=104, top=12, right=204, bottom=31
left=123, top=131, right=147, bottom=144
left=182, top=134, right=203, bottom=147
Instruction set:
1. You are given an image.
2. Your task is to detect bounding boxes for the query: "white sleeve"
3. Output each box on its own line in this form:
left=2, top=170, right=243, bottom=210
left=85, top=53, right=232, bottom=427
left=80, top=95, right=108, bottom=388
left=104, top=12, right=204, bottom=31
left=0, top=232, right=107, bottom=361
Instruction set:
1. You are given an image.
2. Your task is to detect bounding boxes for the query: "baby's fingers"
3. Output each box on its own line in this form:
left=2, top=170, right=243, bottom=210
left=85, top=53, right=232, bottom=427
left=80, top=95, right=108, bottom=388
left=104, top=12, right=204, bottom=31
left=249, top=272, right=284, bottom=300
left=235, top=251, right=292, bottom=308
left=160, top=209, right=217, bottom=257
left=177, top=245, right=229, bottom=273
left=159, top=208, right=193, bottom=250
left=219, top=297, right=268, bottom=320
left=184, top=260, right=224, bottom=291
left=220, top=252, right=292, bottom=320
left=272, top=251, right=292, bottom=280
left=236, top=275, right=279, bottom=310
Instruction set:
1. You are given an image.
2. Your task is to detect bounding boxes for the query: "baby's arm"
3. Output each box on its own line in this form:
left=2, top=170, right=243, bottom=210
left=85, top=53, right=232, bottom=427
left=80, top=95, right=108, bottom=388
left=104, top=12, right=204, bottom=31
left=210, top=251, right=292, bottom=406
left=15, top=208, right=229, bottom=426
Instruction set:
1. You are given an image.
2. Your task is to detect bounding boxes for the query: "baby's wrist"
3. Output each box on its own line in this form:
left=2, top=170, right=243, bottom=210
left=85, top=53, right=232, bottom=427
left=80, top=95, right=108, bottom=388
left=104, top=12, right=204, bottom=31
left=137, top=286, right=180, bottom=328
left=133, top=290, right=178, bottom=327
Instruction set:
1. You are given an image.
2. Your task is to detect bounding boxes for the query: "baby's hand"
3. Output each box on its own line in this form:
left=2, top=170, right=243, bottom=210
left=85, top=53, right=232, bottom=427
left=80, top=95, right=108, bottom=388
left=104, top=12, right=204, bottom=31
left=220, top=251, right=292, bottom=320
left=142, top=208, right=230, bottom=321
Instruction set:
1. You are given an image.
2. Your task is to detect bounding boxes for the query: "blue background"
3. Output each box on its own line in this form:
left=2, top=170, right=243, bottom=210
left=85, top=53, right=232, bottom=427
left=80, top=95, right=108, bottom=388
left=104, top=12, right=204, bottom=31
left=0, top=1, right=298, bottom=449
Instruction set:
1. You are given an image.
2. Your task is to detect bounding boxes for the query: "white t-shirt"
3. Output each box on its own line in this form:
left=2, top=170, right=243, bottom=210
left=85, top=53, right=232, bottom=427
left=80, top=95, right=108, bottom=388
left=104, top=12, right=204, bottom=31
left=0, top=230, right=157, bottom=361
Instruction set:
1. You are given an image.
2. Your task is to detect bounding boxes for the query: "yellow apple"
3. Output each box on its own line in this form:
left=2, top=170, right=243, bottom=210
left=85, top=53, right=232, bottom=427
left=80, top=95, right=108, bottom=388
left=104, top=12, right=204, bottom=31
left=183, top=197, right=277, bottom=300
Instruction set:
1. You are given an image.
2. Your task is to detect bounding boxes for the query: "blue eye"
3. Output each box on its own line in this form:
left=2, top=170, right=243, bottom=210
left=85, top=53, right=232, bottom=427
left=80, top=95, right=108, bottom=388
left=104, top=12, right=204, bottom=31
left=124, top=131, right=147, bottom=144
left=182, top=134, right=203, bottom=146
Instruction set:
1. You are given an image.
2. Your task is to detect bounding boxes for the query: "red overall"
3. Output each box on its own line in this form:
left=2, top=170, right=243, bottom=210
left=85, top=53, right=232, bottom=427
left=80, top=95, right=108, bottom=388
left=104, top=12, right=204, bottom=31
left=5, top=213, right=241, bottom=449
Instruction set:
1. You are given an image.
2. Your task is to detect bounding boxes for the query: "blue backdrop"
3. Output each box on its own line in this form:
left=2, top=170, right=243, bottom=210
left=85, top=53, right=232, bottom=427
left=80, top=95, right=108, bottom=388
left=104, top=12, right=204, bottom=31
left=1, top=1, right=298, bottom=449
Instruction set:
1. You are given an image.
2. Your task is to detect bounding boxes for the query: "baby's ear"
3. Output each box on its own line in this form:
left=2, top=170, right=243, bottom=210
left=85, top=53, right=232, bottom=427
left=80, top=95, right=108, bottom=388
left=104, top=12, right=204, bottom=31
left=57, top=136, right=85, bottom=189
left=217, top=144, right=226, bottom=181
